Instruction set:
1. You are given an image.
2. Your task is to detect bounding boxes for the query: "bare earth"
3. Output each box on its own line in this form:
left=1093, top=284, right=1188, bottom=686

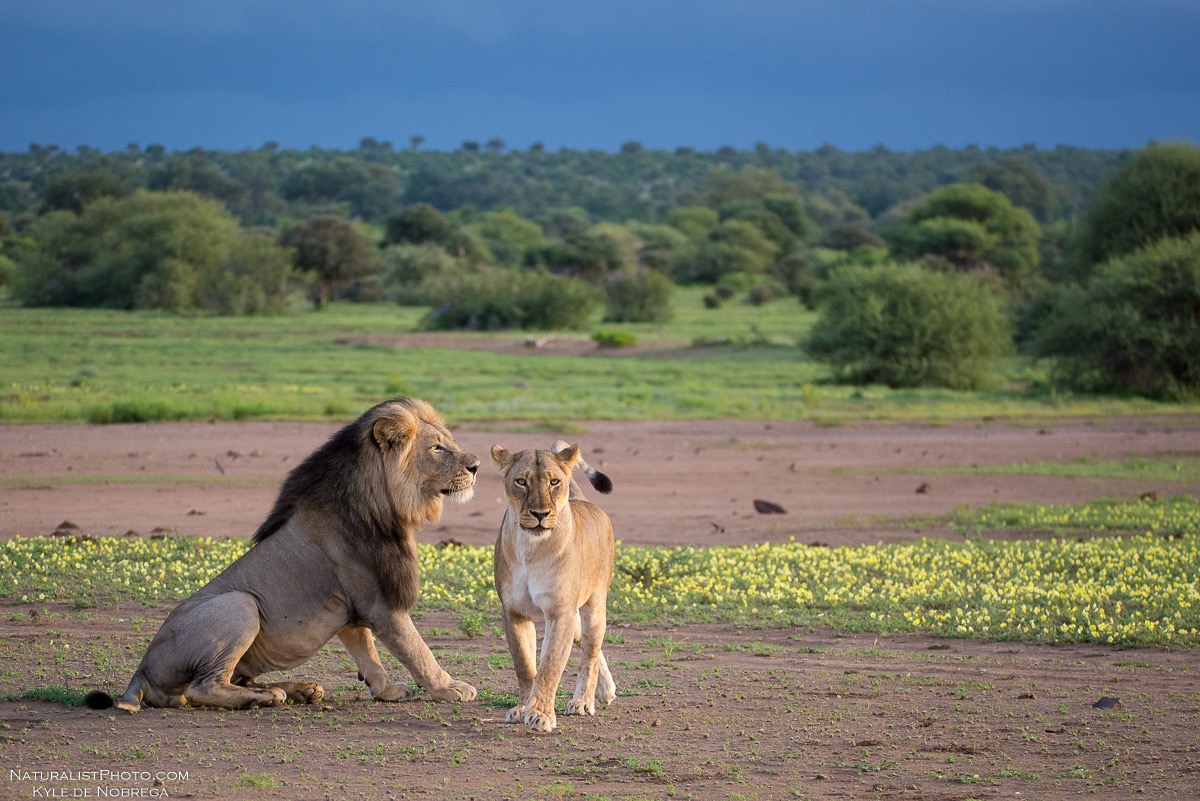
left=2, top=418, right=1199, bottom=800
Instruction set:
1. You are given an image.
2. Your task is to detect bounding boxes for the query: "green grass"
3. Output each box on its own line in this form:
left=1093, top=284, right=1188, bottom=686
left=1, top=290, right=1194, bottom=424
left=5, top=498, right=1198, bottom=647
left=912, top=455, right=1200, bottom=482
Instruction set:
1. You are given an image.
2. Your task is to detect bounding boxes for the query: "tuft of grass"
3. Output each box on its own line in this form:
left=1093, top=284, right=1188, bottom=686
left=7, top=686, right=90, bottom=707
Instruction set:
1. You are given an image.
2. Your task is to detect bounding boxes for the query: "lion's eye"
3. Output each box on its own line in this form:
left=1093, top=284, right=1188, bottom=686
left=549, top=478, right=561, bottom=487
left=514, top=478, right=527, bottom=487
left=432, top=444, right=446, bottom=453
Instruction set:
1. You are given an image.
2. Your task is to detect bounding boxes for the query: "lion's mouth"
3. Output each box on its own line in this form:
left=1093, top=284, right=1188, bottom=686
left=441, top=474, right=476, bottom=503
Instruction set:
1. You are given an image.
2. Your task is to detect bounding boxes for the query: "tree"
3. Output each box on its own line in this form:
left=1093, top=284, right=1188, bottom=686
left=1078, top=142, right=1200, bottom=267
left=471, top=209, right=545, bottom=266
left=384, top=203, right=487, bottom=260
left=14, top=190, right=244, bottom=309
left=886, top=183, right=1041, bottom=288
left=970, top=157, right=1058, bottom=221
left=280, top=215, right=378, bottom=307
left=40, top=171, right=129, bottom=213
left=423, top=266, right=599, bottom=330
left=1030, top=232, right=1200, bottom=398
left=807, top=262, right=1011, bottom=390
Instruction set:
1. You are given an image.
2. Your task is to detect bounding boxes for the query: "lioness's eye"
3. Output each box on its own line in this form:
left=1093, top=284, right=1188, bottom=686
left=515, top=478, right=527, bottom=487
left=549, top=478, right=561, bottom=487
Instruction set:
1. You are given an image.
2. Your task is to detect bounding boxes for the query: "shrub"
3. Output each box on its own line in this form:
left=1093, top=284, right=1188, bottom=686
left=1030, top=233, right=1200, bottom=398
left=807, top=262, right=1011, bottom=390
left=593, top=329, right=638, bottom=349
left=423, top=267, right=600, bottom=330
left=200, top=234, right=309, bottom=314
left=603, top=269, right=673, bottom=323
left=746, top=277, right=789, bottom=306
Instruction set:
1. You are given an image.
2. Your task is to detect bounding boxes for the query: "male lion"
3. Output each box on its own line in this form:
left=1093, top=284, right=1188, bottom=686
left=491, top=440, right=616, bottom=733
left=86, top=397, right=480, bottom=712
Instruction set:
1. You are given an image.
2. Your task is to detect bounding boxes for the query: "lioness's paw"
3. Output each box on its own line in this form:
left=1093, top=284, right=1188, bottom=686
left=429, top=680, right=477, bottom=703
left=598, top=682, right=617, bottom=707
left=565, top=697, right=596, bottom=716
left=369, top=682, right=415, bottom=702
left=504, top=705, right=526, bottom=724
left=524, top=706, right=557, bottom=733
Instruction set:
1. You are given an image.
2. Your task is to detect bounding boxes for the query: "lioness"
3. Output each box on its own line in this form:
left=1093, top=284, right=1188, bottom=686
left=86, top=397, right=480, bottom=712
left=491, top=440, right=616, bottom=733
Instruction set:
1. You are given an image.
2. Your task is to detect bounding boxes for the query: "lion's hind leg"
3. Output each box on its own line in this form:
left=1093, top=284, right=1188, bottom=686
left=236, top=677, right=324, bottom=705
left=177, top=592, right=285, bottom=710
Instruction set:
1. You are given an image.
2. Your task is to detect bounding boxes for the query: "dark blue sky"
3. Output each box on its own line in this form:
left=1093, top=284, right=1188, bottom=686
left=3, top=1, right=1197, bottom=154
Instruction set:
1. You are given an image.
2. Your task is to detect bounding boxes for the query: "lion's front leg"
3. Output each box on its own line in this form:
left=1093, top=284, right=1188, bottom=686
left=337, top=626, right=414, bottom=702
left=370, top=613, right=477, bottom=703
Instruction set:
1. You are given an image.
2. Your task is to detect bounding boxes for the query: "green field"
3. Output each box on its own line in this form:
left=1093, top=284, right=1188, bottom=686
left=1, top=289, right=1193, bottom=424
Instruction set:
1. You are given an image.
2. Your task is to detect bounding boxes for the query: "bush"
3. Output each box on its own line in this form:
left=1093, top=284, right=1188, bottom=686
left=423, top=267, right=600, bottom=330
left=593, top=329, right=638, bottom=348
left=807, top=262, right=1011, bottom=390
left=1030, top=233, right=1200, bottom=398
left=746, top=277, right=789, bottom=306
left=200, top=234, right=309, bottom=314
left=378, top=243, right=462, bottom=306
left=603, top=269, right=673, bottom=323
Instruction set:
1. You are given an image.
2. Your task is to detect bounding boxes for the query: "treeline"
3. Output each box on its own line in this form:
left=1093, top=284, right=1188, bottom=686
left=1, top=139, right=1198, bottom=399
left=1, top=139, right=1122, bottom=227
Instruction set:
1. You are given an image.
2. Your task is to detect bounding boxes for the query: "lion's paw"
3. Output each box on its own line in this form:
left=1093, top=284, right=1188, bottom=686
left=565, top=697, right=596, bottom=716
left=597, top=682, right=617, bottom=707
left=429, top=680, right=477, bottom=703
left=504, top=705, right=526, bottom=724
left=287, top=682, right=325, bottom=705
left=250, top=687, right=287, bottom=708
left=368, top=682, right=415, bottom=702
left=523, top=706, right=557, bottom=733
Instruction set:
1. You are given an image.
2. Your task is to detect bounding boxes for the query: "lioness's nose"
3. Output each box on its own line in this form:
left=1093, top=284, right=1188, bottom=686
left=466, top=462, right=478, bottom=474
left=531, top=510, right=549, bottom=523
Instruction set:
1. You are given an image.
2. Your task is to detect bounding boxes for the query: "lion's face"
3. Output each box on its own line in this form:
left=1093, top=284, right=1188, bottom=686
left=370, top=399, right=480, bottom=524
left=491, top=444, right=579, bottom=533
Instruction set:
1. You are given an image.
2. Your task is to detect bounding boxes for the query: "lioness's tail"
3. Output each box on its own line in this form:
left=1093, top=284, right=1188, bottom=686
left=552, top=440, right=613, bottom=495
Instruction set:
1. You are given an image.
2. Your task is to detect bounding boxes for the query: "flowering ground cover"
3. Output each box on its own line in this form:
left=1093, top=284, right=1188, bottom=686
left=6, top=498, right=1197, bottom=649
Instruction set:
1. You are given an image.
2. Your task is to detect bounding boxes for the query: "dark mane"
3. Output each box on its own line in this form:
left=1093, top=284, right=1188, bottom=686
left=252, top=400, right=419, bottom=609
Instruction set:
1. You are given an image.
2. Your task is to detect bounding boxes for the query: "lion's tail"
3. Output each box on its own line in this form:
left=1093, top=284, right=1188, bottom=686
left=84, top=674, right=145, bottom=713
left=552, top=440, right=613, bottom=495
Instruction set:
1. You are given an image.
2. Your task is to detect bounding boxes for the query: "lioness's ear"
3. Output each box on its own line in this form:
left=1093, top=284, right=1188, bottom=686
left=373, top=409, right=418, bottom=456
left=553, top=442, right=580, bottom=470
left=491, top=444, right=514, bottom=471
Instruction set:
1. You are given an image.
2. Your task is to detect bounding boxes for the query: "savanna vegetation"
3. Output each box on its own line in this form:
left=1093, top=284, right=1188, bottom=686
left=2, top=139, right=1199, bottom=408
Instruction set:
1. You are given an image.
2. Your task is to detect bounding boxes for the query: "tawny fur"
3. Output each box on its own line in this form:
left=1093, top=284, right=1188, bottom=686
left=86, top=397, right=480, bottom=713
left=491, top=442, right=616, bottom=733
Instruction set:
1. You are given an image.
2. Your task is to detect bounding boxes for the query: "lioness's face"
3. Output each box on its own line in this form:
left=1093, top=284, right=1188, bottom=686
left=491, top=445, right=577, bottom=533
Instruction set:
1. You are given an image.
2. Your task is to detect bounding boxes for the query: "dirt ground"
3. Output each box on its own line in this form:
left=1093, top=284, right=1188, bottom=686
left=2, top=418, right=1199, bottom=800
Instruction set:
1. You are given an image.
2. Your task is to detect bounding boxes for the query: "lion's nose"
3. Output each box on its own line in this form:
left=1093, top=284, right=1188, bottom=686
left=466, top=462, right=478, bottom=474
left=530, top=511, right=549, bottom=524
